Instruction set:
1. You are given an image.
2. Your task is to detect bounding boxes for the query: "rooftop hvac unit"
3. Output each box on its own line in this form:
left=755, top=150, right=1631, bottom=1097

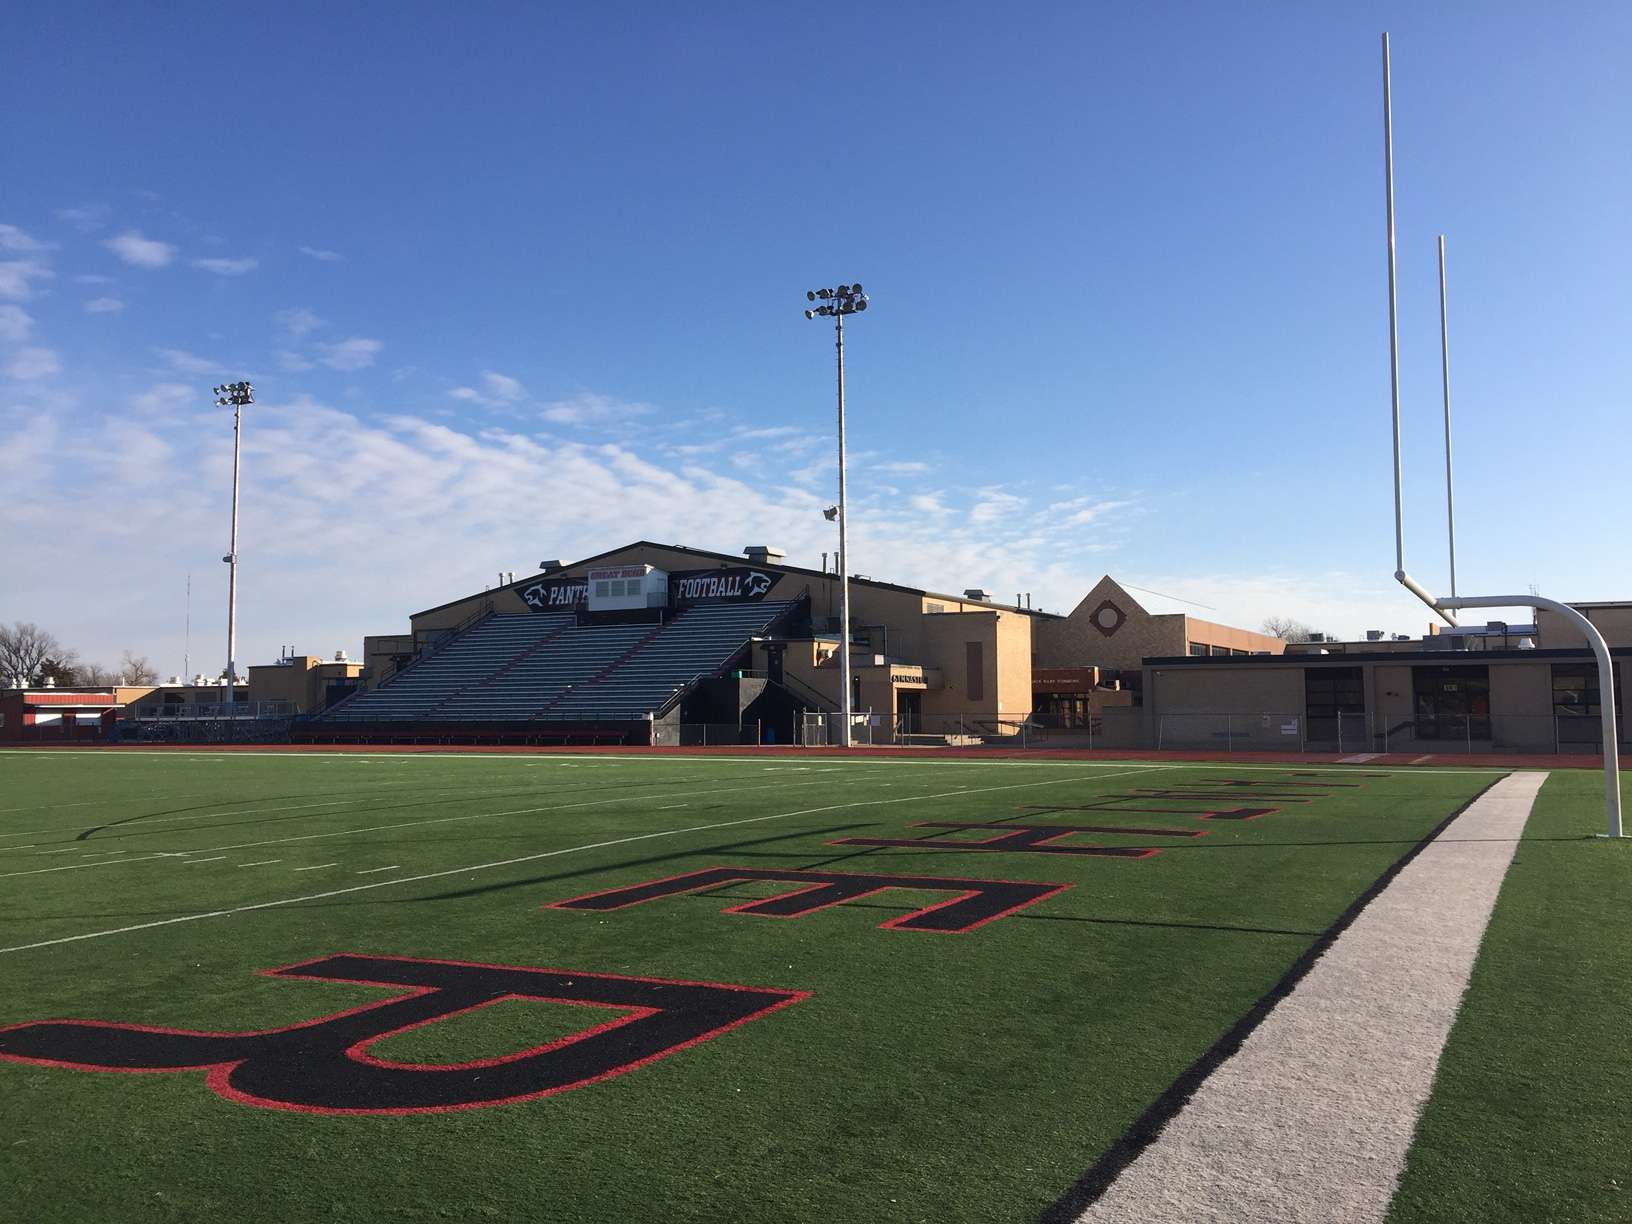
left=1307, top=632, right=1327, bottom=643
left=963, top=588, right=992, bottom=602
left=1365, top=629, right=1385, bottom=642
left=538, top=559, right=564, bottom=573
left=743, top=545, right=786, bottom=566
left=1393, top=634, right=1412, bottom=641
left=334, top=651, right=348, bottom=661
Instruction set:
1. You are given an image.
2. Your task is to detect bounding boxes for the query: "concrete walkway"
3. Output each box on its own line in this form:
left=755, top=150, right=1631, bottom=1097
left=1073, top=771, right=1547, bottom=1224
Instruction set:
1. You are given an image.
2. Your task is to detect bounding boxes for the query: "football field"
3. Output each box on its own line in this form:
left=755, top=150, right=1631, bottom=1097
left=0, top=749, right=1625, bottom=1222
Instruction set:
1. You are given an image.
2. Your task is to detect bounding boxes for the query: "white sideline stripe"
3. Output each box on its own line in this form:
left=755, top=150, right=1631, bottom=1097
left=356, top=865, right=399, bottom=874
left=0, top=747, right=1514, bottom=775
left=0, top=765, right=1161, bottom=955
left=1339, top=752, right=1383, bottom=763
left=1074, top=770, right=1547, bottom=1224
left=1411, top=754, right=1435, bottom=764
left=293, top=863, right=337, bottom=871
left=183, top=856, right=228, bottom=865
left=238, top=860, right=282, bottom=867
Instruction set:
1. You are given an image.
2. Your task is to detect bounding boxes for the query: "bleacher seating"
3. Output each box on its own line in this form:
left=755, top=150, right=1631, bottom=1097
left=436, top=621, right=654, bottom=720
left=319, top=599, right=795, bottom=724
left=544, top=601, right=794, bottom=719
left=322, top=613, right=570, bottom=720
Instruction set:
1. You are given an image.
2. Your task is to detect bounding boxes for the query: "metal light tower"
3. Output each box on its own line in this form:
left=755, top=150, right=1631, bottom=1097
left=804, top=284, right=869, bottom=747
left=214, top=381, right=254, bottom=699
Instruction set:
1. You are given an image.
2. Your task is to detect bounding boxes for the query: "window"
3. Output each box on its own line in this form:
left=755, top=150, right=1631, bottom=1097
left=594, top=580, right=610, bottom=597
left=1306, top=667, right=1364, bottom=739
left=926, top=602, right=945, bottom=614
left=1188, top=642, right=1207, bottom=657
left=1552, top=663, right=1624, bottom=746
left=965, top=642, right=985, bottom=701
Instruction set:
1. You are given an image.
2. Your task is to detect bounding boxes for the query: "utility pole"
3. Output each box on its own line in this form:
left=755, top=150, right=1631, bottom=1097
left=214, top=381, right=254, bottom=700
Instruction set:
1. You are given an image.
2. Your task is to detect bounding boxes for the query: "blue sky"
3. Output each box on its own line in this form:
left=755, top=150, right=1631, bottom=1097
left=3, top=3, right=1629, bottom=675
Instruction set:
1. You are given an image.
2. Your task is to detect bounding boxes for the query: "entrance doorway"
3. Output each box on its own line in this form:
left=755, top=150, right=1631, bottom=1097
left=896, top=690, right=923, bottom=735
left=1413, top=665, right=1491, bottom=740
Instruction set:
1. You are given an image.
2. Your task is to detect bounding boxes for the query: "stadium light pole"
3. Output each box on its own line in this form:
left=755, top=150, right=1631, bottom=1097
left=805, top=284, right=869, bottom=747
left=214, top=381, right=254, bottom=700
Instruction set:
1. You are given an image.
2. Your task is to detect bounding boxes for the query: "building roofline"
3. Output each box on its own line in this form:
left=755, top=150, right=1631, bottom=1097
left=411, top=539, right=1064, bottom=621
left=1145, top=646, right=1632, bottom=666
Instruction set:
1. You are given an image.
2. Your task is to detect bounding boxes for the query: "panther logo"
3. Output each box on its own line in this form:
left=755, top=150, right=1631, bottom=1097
left=745, top=572, right=772, bottom=598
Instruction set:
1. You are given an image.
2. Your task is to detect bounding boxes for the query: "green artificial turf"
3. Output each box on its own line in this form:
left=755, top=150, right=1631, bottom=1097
left=0, top=749, right=1496, bottom=1222
left=1387, top=768, right=1632, bottom=1224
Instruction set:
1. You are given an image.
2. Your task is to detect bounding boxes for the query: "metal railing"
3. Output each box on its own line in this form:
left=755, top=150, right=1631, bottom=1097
left=131, top=700, right=296, bottom=721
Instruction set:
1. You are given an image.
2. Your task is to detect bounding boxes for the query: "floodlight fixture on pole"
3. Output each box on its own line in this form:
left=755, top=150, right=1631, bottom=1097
left=804, top=283, right=869, bottom=746
left=213, top=381, right=253, bottom=699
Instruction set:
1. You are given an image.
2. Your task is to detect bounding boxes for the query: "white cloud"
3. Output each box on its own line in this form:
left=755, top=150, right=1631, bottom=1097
left=318, top=337, right=382, bottom=371
left=449, top=370, right=526, bottom=408
left=0, top=304, right=32, bottom=341
left=298, top=245, right=344, bottom=262
left=910, top=492, right=953, bottom=516
left=130, top=382, right=195, bottom=418
left=0, top=260, right=52, bottom=300
left=6, top=347, right=61, bottom=380
left=74, top=274, right=115, bottom=285
left=277, top=351, right=315, bottom=372
left=875, top=460, right=930, bottom=475
left=57, top=204, right=111, bottom=232
left=275, top=307, right=322, bottom=337
left=84, top=296, right=125, bottom=314
left=970, top=488, right=1026, bottom=524
left=104, top=231, right=175, bottom=269
left=158, top=348, right=230, bottom=377
left=0, top=224, right=48, bottom=253
left=540, top=392, right=653, bottom=426
left=192, top=256, right=259, bottom=276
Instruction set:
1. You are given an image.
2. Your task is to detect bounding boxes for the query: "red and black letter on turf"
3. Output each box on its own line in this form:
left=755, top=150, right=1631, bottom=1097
left=549, top=866, right=1067, bottom=932
left=0, top=953, right=806, bottom=1115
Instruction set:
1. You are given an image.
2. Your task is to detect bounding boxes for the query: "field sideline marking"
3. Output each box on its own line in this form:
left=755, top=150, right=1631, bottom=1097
left=0, top=747, right=1516, bottom=775
left=1059, top=772, right=1546, bottom=1224
left=0, top=766, right=1161, bottom=956
left=0, top=775, right=864, bottom=881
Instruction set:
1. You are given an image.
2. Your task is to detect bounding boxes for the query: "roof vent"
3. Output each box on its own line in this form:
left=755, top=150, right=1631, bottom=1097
left=334, top=651, right=349, bottom=662
left=1365, top=629, right=1384, bottom=642
left=743, top=545, right=786, bottom=566
left=538, top=559, right=563, bottom=573
left=963, top=588, right=992, bottom=602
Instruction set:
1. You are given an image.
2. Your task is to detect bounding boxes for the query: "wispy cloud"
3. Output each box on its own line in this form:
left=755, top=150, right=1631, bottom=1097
left=540, top=392, right=654, bottom=426
left=970, top=487, right=1026, bottom=524
left=0, top=260, right=52, bottom=300
left=0, top=304, right=32, bottom=341
left=875, top=460, right=930, bottom=475
left=56, top=204, right=111, bottom=232
left=0, top=224, right=49, bottom=253
left=192, top=256, right=258, bottom=276
left=74, top=274, right=115, bottom=285
left=275, top=307, right=322, bottom=337
left=158, top=348, right=230, bottom=377
left=6, top=347, right=61, bottom=380
left=318, top=337, right=382, bottom=371
left=83, top=296, right=125, bottom=314
left=104, top=230, right=175, bottom=269
left=298, top=245, right=344, bottom=262
left=277, top=351, right=315, bottom=372
left=449, top=370, right=526, bottom=408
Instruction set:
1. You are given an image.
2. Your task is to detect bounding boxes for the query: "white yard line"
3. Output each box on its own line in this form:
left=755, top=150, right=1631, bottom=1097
left=356, top=865, right=400, bottom=874
left=183, top=856, right=228, bottom=865
left=293, top=863, right=337, bottom=872
left=0, top=765, right=1162, bottom=956
left=0, top=775, right=886, bottom=882
left=238, top=860, right=282, bottom=867
left=1072, top=770, right=1547, bottom=1224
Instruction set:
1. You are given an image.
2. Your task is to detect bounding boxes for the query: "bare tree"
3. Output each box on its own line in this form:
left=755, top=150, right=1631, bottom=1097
left=0, top=623, right=68, bottom=686
left=1261, top=615, right=1320, bottom=643
left=81, top=662, right=119, bottom=687
left=117, top=650, right=159, bottom=686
